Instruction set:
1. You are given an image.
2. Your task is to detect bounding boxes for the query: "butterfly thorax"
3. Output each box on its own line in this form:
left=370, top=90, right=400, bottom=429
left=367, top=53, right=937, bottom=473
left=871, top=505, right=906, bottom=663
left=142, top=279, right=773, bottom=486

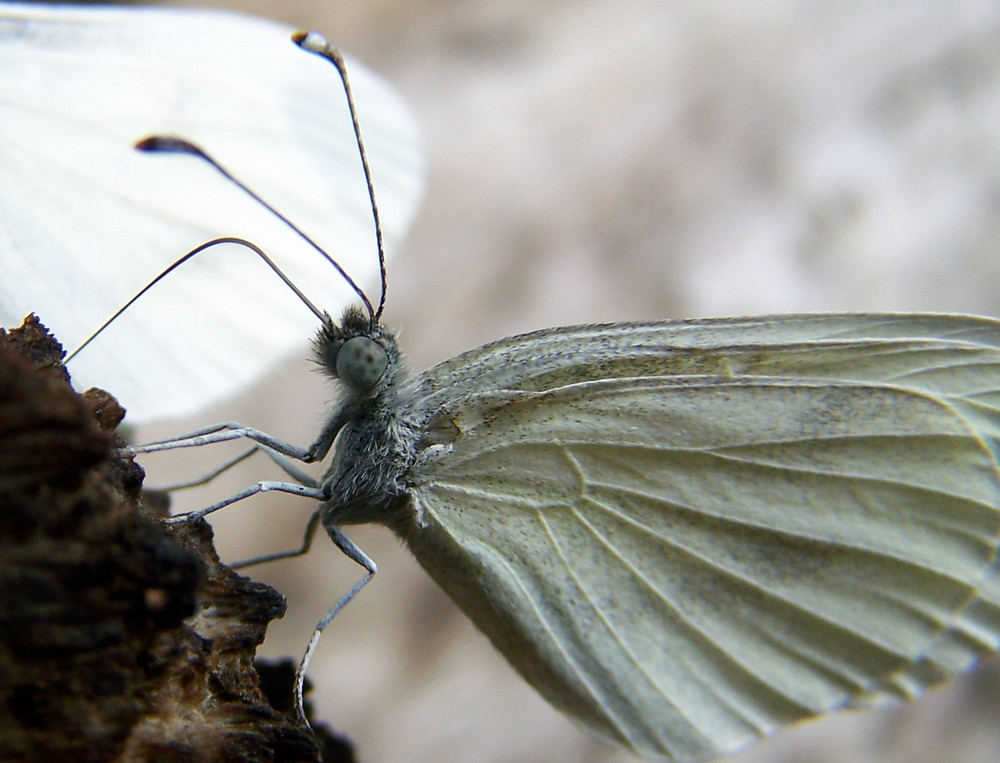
left=312, top=307, right=422, bottom=527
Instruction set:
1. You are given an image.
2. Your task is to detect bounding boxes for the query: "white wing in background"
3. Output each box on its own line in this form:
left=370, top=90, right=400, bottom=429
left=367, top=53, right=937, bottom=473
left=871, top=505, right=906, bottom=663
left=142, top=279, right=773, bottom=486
left=0, top=3, right=423, bottom=421
left=398, top=313, right=1000, bottom=761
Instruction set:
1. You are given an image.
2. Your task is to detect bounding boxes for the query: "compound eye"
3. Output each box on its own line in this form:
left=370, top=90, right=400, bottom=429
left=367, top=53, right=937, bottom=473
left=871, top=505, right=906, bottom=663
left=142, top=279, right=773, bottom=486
left=336, top=336, right=388, bottom=392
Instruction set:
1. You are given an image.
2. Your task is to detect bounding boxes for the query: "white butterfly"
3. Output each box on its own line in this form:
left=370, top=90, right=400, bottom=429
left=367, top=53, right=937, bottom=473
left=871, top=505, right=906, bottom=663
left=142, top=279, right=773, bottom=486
left=8, top=6, right=999, bottom=762
left=0, top=2, right=423, bottom=422
left=229, top=307, right=1000, bottom=761
left=132, top=33, right=1000, bottom=763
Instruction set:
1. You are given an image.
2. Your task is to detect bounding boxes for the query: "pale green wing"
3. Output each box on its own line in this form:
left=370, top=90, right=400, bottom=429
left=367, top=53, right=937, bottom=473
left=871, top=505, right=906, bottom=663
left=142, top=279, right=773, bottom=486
left=396, top=313, right=1000, bottom=762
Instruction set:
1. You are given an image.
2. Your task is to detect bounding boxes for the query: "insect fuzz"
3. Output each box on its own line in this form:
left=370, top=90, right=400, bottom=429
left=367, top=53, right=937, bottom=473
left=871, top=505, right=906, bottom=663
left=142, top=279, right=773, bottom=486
left=309, top=304, right=423, bottom=529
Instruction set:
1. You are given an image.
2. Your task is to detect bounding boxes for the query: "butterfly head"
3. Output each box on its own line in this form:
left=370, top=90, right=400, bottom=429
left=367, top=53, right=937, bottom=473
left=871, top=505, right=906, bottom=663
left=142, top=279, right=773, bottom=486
left=313, top=305, right=401, bottom=398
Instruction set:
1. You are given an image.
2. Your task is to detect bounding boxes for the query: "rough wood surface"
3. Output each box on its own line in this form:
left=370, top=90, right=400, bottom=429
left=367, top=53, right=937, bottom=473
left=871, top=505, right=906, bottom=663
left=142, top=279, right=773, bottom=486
left=0, top=315, right=348, bottom=763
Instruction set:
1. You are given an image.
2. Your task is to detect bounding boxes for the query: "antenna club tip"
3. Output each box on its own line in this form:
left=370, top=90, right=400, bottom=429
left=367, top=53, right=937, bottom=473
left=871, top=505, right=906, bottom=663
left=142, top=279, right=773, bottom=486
left=292, top=30, right=331, bottom=55
left=135, top=136, right=203, bottom=156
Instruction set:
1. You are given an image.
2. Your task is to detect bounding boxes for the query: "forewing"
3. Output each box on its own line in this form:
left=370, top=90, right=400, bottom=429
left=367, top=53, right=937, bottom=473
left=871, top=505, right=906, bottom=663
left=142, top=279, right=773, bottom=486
left=400, top=314, right=1000, bottom=762
left=0, top=3, right=423, bottom=421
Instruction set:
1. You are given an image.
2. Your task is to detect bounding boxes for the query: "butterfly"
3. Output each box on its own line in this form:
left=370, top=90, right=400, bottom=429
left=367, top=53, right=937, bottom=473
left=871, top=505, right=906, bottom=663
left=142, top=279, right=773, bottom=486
left=123, top=31, right=1000, bottom=763
left=6, top=5, right=1000, bottom=762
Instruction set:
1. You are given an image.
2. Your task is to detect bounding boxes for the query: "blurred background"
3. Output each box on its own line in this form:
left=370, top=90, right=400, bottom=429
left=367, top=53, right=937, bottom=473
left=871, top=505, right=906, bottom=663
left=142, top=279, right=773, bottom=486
left=91, top=0, right=1000, bottom=760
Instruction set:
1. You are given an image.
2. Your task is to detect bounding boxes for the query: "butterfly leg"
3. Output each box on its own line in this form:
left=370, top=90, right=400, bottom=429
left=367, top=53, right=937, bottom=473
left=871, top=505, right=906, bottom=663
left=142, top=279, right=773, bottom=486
left=260, top=448, right=318, bottom=485
left=129, top=421, right=313, bottom=461
left=293, top=524, right=377, bottom=726
left=155, top=445, right=321, bottom=494
left=231, top=507, right=324, bottom=569
left=144, top=439, right=332, bottom=563
left=147, top=446, right=260, bottom=491
left=163, top=480, right=325, bottom=524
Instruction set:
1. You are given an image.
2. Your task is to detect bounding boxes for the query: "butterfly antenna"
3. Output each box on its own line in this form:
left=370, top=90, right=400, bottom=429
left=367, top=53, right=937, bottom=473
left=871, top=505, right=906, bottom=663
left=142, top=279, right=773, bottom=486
left=66, top=237, right=325, bottom=364
left=293, top=31, right=388, bottom=328
left=135, top=137, right=376, bottom=324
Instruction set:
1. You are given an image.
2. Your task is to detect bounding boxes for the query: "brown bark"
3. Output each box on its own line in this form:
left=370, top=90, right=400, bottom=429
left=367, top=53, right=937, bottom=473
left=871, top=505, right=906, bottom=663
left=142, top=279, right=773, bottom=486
left=0, top=315, right=348, bottom=763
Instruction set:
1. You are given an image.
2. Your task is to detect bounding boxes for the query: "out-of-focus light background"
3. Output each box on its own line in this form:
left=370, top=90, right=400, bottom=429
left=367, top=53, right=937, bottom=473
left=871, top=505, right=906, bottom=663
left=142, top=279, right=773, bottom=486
left=122, top=1, right=1000, bottom=761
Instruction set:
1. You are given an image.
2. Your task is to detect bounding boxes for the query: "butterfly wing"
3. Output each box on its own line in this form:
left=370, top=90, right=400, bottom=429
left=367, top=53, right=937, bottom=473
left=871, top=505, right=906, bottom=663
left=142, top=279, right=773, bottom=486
left=396, top=314, right=1000, bottom=761
left=0, top=3, right=423, bottom=421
